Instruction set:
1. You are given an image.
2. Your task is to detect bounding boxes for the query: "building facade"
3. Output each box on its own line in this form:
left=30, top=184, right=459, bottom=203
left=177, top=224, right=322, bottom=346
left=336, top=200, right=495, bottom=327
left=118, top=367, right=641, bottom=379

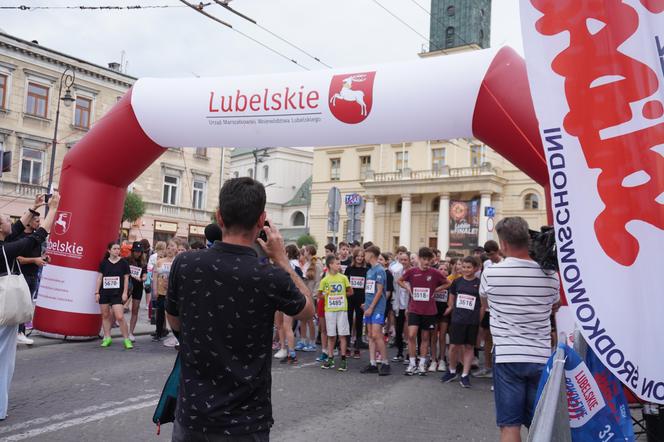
left=0, top=32, right=230, bottom=246
left=429, top=0, right=491, bottom=51
left=230, top=147, right=312, bottom=242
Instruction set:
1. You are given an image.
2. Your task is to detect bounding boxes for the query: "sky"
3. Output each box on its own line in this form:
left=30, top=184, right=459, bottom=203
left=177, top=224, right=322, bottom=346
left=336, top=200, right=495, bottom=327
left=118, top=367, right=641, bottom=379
left=0, top=0, right=523, bottom=79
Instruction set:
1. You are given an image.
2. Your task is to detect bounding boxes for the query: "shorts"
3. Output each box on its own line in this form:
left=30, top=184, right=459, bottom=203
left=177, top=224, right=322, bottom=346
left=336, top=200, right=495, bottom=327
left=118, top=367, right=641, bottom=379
left=364, top=310, right=385, bottom=325
left=449, top=322, right=479, bottom=346
left=131, top=285, right=143, bottom=301
left=325, top=311, right=350, bottom=337
left=407, top=312, right=437, bottom=331
left=99, top=293, right=123, bottom=305
left=493, top=359, right=545, bottom=428
left=317, top=297, right=325, bottom=318
left=481, top=310, right=491, bottom=329
left=435, top=302, right=450, bottom=323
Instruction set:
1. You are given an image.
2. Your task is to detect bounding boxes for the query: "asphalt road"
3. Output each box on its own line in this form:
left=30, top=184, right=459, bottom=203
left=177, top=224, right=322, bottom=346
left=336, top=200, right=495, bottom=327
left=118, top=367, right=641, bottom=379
left=2, top=336, right=499, bottom=441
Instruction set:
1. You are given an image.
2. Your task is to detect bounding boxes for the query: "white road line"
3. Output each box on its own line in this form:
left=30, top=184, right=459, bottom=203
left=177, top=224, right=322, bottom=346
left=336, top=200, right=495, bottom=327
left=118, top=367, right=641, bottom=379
left=2, top=400, right=159, bottom=441
left=0, top=394, right=159, bottom=435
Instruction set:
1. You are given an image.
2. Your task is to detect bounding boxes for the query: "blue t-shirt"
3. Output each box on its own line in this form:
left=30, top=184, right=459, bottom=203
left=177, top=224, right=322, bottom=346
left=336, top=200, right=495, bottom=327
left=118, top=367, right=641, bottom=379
left=365, top=264, right=387, bottom=314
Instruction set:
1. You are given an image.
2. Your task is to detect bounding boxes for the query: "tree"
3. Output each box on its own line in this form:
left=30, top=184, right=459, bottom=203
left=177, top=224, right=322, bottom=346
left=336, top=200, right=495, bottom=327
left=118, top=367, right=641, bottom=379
left=121, top=191, right=145, bottom=241
left=296, top=234, right=317, bottom=249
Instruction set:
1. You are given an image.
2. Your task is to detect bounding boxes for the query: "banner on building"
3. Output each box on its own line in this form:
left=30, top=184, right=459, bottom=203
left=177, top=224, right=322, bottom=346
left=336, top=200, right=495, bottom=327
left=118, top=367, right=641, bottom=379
left=449, top=199, right=480, bottom=249
left=520, top=1, right=664, bottom=403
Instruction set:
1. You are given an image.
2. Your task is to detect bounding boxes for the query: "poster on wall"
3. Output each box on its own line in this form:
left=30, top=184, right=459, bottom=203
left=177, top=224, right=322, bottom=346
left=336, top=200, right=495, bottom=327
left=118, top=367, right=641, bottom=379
left=449, top=199, right=480, bottom=249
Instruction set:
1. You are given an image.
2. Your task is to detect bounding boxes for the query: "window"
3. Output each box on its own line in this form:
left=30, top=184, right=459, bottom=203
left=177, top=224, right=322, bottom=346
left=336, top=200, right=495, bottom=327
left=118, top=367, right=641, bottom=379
left=263, top=165, right=269, bottom=181
left=26, top=82, right=49, bottom=118
left=446, top=27, right=455, bottom=48
left=195, top=147, right=207, bottom=157
left=524, top=193, right=540, bottom=210
left=0, top=74, right=6, bottom=109
left=291, top=211, right=305, bottom=226
left=432, top=197, right=440, bottom=212
left=395, top=151, right=409, bottom=172
left=330, top=158, right=340, bottom=181
left=74, top=97, right=92, bottom=128
left=359, top=155, right=371, bottom=179
left=20, top=148, right=43, bottom=185
left=247, top=168, right=253, bottom=178
left=432, top=148, right=445, bottom=172
left=192, top=178, right=206, bottom=210
left=447, top=5, right=455, bottom=16
left=470, top=145, right=486, bottom=167
left=233, top=171, right=239, bottom=178
left=396, top=198, right=402, bottom=213
left=163, top=175, right=179, bottom=205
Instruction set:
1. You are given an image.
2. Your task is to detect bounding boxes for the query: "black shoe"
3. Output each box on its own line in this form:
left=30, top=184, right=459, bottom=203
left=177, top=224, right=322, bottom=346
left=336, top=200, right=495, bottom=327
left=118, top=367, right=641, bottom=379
left=378, top=364, right=391, bottom=376
left=151, top=335, right=161, bottom=342
left=360, top=364, right=379, bottom=374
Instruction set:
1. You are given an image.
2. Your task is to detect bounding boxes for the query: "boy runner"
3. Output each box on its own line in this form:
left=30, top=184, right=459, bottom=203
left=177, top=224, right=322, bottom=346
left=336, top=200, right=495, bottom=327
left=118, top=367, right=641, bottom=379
left=441, top=256, right=484, bottom=388
left=360, top=246, right=391, bottom=376
left=338, top=241, right=352, bottom=274
left=319, top=255, right=352, bottom=371
left=398, top=247, right=449, bottom=376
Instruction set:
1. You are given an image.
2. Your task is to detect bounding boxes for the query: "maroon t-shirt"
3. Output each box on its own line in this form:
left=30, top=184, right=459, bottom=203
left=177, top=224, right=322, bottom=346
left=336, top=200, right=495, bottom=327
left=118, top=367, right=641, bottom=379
left=402, top=267, right=446, bottom=315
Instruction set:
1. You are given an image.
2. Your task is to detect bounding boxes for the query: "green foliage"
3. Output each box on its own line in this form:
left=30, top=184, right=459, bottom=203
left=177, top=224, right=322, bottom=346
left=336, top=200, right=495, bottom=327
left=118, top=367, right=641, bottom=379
left=296, top=234, right=317, bottom=248
left=123, top=191, right=146, bottom=224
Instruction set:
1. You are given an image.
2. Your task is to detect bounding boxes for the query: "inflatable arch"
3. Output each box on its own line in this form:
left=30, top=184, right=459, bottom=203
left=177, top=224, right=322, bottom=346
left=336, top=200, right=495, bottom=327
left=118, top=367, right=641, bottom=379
left=33, top=46, right=549, bottom=337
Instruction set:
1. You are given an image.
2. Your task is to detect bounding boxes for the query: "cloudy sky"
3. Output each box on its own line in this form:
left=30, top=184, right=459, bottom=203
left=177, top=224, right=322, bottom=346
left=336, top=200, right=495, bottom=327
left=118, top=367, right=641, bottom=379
left=0, top=0, right=523, bottom=78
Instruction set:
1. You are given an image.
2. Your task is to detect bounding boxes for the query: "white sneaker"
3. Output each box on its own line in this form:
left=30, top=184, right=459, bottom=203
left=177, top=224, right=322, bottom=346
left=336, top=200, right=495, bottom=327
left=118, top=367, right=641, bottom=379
left=128, top=334, right=136, bottom=342
left=416, top=365, right=428, bottom=376
left=404, top=364, right=417, bottom=376
left=437, top=360, right=447, bottom=372
left=17, top=333, right=33, bottom=345
left=428, top=361, right=438, bottom=372
left=163, top=336, right=179, bottom=347
left=274, top=348, right=287, bottom=359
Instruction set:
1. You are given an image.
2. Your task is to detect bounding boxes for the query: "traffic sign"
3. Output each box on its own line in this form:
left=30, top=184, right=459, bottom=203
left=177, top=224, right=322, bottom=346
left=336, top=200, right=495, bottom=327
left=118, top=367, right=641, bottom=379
left=344, top=193, right=362, bottom=206
left=484, top=206, right=496, bottom=217
left=487, top=217, right=495, bottom=232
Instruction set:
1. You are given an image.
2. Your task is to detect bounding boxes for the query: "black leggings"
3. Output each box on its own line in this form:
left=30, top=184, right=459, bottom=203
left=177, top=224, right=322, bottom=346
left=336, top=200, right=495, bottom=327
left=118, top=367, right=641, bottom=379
left=347, top=295, right=364, bottom=350
left=155, top=296, right=166, bottom=337
left=395, top=309, right=406, bottom=356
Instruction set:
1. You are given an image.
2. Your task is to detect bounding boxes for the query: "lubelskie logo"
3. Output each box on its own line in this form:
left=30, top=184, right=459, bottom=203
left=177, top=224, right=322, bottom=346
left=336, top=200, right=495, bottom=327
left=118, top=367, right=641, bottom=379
left=328, top=71, right=376, bottom=124
left=53, top=211, right=72, bottom=235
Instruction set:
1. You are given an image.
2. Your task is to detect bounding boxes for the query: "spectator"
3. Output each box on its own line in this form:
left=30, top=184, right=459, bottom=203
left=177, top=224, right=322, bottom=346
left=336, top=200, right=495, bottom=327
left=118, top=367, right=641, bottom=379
left=480, top=217, right=560, bottom=442
left=166, top=177, right=313, bottom=441
left=204, top=223, right=222, bottom=248
left=324, top=242, right=336, bottom=255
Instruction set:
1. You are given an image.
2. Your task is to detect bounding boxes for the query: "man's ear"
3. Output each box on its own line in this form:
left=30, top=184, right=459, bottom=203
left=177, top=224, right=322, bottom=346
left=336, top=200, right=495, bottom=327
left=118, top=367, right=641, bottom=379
left=257, top=211, right=267, bottom=229
left=216, top=209, right=224, bottom=228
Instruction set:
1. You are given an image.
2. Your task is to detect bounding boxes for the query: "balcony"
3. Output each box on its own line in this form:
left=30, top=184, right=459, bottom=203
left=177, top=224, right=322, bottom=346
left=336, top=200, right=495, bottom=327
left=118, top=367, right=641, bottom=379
left=365, top=164, right=497, bottom=183
left=144, top=201, right=212, bottom=223
left=0, top=181, right=48, bottom=199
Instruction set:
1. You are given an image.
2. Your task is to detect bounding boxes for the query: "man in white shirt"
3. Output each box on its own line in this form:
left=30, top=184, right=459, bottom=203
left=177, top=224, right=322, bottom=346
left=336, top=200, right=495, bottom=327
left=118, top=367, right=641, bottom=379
left=480, top=217, right=559, bottom=442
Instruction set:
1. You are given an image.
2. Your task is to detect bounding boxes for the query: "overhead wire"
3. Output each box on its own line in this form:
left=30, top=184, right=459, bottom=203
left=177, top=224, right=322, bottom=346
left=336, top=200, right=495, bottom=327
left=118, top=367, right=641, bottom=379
left=407, top=0, right=482, bottom=50
left=0, top=4, right=187, bottom=10
left=369, top=0, right=435, bottom=49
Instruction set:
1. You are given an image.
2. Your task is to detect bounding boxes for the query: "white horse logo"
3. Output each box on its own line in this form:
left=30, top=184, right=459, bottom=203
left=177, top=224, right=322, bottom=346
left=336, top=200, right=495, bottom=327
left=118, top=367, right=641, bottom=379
left=54, top=212, right=70, bottom=234
left=330, top=74, right=368, bottom=116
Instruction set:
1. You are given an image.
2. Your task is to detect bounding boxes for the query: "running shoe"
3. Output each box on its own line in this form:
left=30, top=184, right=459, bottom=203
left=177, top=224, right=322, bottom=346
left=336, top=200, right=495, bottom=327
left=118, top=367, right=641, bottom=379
left=287, top=355, right=298, bottom=365
left=404, top=364, right=417, bottom=376
left=437, top=360, right=447, bottom=372
left=16, top=333, right=33, bottom=345
left=128, top=334, right=136, bottom=343
left=163, top=336, right=179, bottom=348
left=428, top=361, right=438, bottom=372
left=123, top=338, right=134, bottom=350
left=100, top=337, right=112, bottom=348
left=472, top=368, right=493, bottom=378
left=391, top=355, right=404, bottom=362
left=403, top=358, right=411, bottom=366
left=315, top=353, right=328, bottom=362
left=353, top=350, right=361, bottom=359
left=321, top=358, right=335, bottom=370
left=440, top=371, right=458, bottom=383
left=378, top=364, right=391, bottom=376
left=272, top=341, right=280, bottom=350
left=416, top=365, right=427, bottom=376
left=345, top=349, right=351, bottom=358
left=360, top=364, right=379, bottom=374
left=295, top=341, right=305, bottom=351
left=338, top=359, right=348, bottom=372
left=274, top=348, right=287, bottom=359
left=460, top=375, right=471, bottom=388
left=304, top=344, right=317, bottom=352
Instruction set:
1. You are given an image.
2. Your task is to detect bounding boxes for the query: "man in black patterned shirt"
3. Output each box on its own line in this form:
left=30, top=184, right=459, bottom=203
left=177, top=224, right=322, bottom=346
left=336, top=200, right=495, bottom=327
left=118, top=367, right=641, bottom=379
left=166, top=178, right=314, bottom=442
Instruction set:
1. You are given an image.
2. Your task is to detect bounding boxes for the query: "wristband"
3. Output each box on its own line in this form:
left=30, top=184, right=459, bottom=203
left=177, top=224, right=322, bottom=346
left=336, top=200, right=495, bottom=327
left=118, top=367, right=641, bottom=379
left=29, top=208, right=39, bottom=216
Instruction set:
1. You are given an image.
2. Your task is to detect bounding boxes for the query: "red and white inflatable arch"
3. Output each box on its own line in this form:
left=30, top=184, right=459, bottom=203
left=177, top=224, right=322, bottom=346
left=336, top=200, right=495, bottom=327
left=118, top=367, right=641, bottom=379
left=33, top=46, right=548, bottom=336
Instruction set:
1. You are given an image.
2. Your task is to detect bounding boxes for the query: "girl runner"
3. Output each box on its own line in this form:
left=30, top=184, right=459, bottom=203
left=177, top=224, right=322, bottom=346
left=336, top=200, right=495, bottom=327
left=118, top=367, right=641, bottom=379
left=344, top=248, right=369, bottom=358
left=299, top=245, right=322, bottom=352
left=126, top=241, right=147, bottom=342
left=153, top=240, right=176, bottom=342
left=96, top=242, right=132, bottom=349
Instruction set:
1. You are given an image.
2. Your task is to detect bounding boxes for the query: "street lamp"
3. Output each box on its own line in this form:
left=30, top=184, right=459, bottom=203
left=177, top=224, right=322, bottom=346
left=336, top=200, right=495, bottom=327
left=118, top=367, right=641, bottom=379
left=252, top=147, right=270, bottom=180
left=45, top=66, right=76, bottom=215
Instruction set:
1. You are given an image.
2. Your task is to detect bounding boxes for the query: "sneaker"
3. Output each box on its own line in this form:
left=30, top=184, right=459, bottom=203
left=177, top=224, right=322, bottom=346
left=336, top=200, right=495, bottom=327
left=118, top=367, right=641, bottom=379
left=404, top=364, right=417, bottom=376
left=403, top=358, right=410, bottom=366
left=360, top=364, right=379, bottom=374
left=315, top=353, right=328, bottom=362
left=16, top=333, right=34, bottom=345
left=345, top=349, right=351, bottom=358
left=338, top=359, right=348, bottom=372
left=151, top=335, right=162, bottom=342
left=304, top=344, right=317, bottom=352
left=416, top=365, right=427, bottom=376
left=321, top=358, right=335, bottom=370
left=378, top=364, right=391, bottom=376
left=460, top=375, right=471, bottom=388
left=437, top=360, right=447, bottom=372
left=123, top=338, right=134, bottom=350
left=100, top=337, right=112, bottom=348
left=128, top=334, right=136, bottom=343
left=491, top=385, right=494, bottom=392
left=440, top=371, right=458, bottom=383
left=353, top=350, right=361, bottom=359
left=163, top=336, right=179, bottom=348
left=473, top=368, right=493, bottom=378
left=391, top=354, right=404, bottom=362
left=274, top=348, right=287, bottom=359
left=272, top=341, right=280, bottom=350
left=428, top=361, right=438, bottom=372
left=333, top=348, right=339, bottom=356
left=287, top=355, right=298, bottom=365
left=295, top=341, right=305, bottom=351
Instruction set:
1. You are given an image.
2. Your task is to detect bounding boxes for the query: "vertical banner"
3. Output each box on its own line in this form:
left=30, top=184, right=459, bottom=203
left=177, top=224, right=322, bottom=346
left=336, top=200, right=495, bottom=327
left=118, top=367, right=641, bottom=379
left=520, top=1, right=664, bottom=403
left=449, top=199, right=480, bottom=249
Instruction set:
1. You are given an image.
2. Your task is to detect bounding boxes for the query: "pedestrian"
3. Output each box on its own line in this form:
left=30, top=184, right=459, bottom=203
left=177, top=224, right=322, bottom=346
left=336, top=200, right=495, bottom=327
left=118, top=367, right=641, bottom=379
left=165, top=177, right=313, bottom=441
left=480, top=217, right=560, bottom=442
left=359, top=245, right=390, bottom=376
left=431, top=261, right=451, bottom=373
left=319, top=255, right=352, bottom=371
left=126, top=241, right=147, bottom=342
left=344, top=247, right=369, bottom=358
left=390, top=252, right=410, bottom=363
left=146, top=241, right=166, bottom=326
left=204, top=223, right=222, bottom=248
left=275, top=244, right=301, bottom=364
left=152, top=240, right=176, bottom=342
left=0, top=193, right=60, bottom=421
left=337, top=241, right=352, bottom=273
left=96, top=242, right=133, bottom=349
left=378, top=253, right=395, bottom=346
left=298, top=244, right=321, bottom=352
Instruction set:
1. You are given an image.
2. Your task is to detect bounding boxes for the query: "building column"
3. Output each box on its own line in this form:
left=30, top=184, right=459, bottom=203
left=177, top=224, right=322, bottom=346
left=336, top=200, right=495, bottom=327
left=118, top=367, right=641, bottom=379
left=490, top=193, right=503, bottom=240
left=363, top=196, right=375, bottom=243
left=437, top=193, right=450, bottom=252
left=478, top=191, right=492, bottom=247
left=399, top=194, right=412, bottom=251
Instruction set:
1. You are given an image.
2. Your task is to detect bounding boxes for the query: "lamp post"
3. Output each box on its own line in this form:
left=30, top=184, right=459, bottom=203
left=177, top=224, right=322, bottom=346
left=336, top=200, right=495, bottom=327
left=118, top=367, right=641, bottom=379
left=45, top=66, right=76, bottom=215
left=252, top=147, right=270, bottom=181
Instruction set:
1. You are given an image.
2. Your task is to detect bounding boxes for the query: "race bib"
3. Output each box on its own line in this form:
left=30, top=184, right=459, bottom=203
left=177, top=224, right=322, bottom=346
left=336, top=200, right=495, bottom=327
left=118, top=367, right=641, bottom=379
left=130, top=265, right=142, bottom=279
left=435, top=290, right=448, bottom=303
left=365, top=279, right=376, bottom=294
left=412, top=287, right=430, bottom=302
left=350, top=276, right=365, bottom=289
left=103, top=276, right=120, bottom=289
left=456, top=294, right=476, bottom=310
left=327, top=294, right=345, bottom=310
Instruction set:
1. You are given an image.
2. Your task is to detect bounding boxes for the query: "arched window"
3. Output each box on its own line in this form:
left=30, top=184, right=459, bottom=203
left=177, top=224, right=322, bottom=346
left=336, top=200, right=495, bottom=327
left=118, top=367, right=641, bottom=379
left=263, top=165, right=269, bottom=181
left=447, top=5, right=455, bottom=16
left=445, top=27, right=455, bottom=48
left=291, top=211, right=305, bottom=226
left=396, top=198, right=402, bottom=213
left=432, top=196, right=440, bottom=212
left=524, top=193, right=539, bottom=210
left=247, top=168, right=253, bottom=178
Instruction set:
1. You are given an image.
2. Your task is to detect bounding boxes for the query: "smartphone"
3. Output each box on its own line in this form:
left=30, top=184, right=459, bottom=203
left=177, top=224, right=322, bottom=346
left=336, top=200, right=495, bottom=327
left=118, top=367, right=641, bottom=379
left=44, top=193, right=53, bottom=203
left=258, top=220, right=270, bottom=243
left=254, top=220, right=270, bottom=260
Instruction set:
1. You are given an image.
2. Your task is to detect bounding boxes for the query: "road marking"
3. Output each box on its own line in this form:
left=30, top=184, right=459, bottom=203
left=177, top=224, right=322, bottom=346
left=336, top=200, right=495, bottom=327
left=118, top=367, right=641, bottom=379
left=2, top=400, right=159, bottom=441
left=0, top=393, right=159, bottom=435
